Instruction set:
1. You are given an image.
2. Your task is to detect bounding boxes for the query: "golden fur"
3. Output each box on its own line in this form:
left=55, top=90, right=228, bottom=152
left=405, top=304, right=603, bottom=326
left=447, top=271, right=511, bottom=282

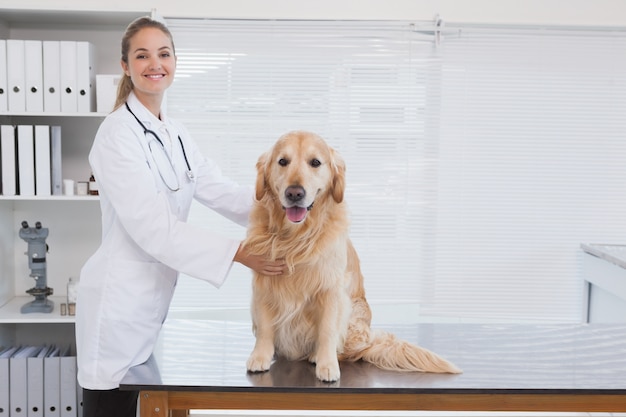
left=244, top=130, right=461, bottom=382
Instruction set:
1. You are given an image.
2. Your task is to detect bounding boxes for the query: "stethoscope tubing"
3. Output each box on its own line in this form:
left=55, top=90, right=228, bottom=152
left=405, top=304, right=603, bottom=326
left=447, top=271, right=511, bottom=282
left=125, top=102, right=193, bottom=176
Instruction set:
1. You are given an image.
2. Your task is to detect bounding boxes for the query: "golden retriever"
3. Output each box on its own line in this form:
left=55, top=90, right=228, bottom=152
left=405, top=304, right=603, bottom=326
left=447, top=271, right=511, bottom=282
left=244, top=130, right=461, bottom=382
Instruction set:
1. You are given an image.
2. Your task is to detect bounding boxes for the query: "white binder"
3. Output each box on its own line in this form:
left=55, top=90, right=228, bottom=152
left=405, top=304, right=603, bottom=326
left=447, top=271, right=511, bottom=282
left=59, top=41, right=78, bottom=113
left=0, top=40, right=8, bottom=112
left=43, top=41, right=61, bottom=113
left=43, top=346, right=61, bottom=417
left=7, top=39, right=26, bottom=112
left=11, top=346, right=43, bottom=417
left=0, top=346, right=19, bottom=417
left=25, top=40, right=44, bottom=113
left=50, top=125, right=63, bottom=196
left=76, top=42, right=95, bottom=113
left=59, top=347, right=77, bottom=417
left=17, top=124, right=36, bottom=196
left=34, top=125, right=52, bottom=196
left=1, top=124, right=17, bottom=196
left=28, top=346, right=50, bottom=417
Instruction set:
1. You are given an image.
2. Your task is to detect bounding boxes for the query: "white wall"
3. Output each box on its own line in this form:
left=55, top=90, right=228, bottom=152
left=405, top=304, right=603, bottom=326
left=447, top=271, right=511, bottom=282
left=2, top=0, right=626, bottom=27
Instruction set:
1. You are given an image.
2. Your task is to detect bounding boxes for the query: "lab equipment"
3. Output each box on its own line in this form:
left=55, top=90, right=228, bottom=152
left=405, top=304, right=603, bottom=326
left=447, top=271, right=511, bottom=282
left=19, top=221, right=54, bottom=313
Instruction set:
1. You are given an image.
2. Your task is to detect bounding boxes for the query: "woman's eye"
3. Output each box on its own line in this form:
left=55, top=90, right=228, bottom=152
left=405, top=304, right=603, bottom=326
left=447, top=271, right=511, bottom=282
left=278, top=158, right=288, bottom=167
left=310, top=159, right=321, bottom=168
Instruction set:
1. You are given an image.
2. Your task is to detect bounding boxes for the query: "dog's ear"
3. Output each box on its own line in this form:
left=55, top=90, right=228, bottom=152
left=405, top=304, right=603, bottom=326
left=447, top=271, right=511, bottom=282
left=255, top=151, right=270, bottom=201
left=330, top=148, right=346, bottom=203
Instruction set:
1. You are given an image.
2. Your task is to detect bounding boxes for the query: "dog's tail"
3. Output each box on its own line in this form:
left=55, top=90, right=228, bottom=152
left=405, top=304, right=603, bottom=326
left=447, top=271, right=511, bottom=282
left=359, top=329, right=462, bottom=374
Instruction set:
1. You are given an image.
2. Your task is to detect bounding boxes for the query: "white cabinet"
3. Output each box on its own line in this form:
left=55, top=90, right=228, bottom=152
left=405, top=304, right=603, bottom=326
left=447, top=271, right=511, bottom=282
left=0, top=8, right=149, bottom=348
left=581, top=244, right=626, bottom=323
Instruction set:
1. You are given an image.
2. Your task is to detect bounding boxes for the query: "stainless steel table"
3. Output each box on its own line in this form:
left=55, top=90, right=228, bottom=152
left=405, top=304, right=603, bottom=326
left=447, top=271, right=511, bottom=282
left=120, top=320, right=626, bottom=416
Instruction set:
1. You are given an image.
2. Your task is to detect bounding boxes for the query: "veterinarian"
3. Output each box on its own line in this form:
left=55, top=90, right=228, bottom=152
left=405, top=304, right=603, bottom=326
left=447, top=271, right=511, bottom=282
left=75, top=16, right=286, bottom=417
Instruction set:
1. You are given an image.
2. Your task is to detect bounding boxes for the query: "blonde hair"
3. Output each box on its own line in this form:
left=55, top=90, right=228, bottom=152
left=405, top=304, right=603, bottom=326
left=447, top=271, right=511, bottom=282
left=112, top=16, right=176, bottom=111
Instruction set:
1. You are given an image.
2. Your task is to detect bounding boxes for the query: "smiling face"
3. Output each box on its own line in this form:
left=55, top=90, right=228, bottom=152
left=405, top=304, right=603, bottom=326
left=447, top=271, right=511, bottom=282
left=121, top=26, right=176, bottom=107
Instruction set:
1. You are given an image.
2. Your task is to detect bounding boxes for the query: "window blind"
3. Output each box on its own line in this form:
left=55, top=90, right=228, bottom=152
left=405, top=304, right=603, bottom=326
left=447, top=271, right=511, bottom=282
left=420, top=25, right=626, bottom=321
left=165, top=18, right=439, bottom=319
left=165, top=18, right=626, bottom=323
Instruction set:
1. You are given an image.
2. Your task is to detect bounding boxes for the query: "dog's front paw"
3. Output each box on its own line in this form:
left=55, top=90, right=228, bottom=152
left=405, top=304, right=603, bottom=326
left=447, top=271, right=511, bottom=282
left=246, top=352, right=273, bottom=373
left=315, top=360, right=340, bottom=382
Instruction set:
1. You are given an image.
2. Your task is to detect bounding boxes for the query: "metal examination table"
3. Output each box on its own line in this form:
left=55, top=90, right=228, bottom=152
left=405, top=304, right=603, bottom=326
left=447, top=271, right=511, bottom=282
left=121, top=319, right=626, bottom=416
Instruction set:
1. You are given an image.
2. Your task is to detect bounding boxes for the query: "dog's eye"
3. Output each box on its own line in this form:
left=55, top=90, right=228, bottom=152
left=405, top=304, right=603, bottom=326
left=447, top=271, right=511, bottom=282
left=310, top=158, right=321, bottom=168
left=278, top=158, right=289, bottom=167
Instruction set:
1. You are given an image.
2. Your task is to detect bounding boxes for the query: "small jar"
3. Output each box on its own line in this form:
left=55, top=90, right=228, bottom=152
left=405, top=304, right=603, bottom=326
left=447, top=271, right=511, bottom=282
left=67, top=277, right=79, bottom=316
left=76, top=181, right=89, bottom=195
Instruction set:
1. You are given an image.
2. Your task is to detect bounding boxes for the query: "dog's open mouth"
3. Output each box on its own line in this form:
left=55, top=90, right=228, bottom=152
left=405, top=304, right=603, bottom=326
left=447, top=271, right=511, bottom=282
left=284, top=203, right=314, bottom=223
left=285, top=207, right=307, bottom=223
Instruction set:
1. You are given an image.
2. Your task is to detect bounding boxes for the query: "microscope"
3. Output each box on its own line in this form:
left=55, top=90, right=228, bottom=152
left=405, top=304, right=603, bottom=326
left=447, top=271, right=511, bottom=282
left=19, top=221, right=54, bottom=313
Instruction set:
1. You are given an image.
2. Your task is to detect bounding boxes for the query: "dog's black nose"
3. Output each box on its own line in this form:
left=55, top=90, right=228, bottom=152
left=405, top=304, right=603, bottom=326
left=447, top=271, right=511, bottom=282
left=285, top=186, right=306, bottom=203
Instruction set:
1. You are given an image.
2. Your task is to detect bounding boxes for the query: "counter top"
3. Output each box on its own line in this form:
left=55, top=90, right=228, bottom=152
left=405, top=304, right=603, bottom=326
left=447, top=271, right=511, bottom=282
left=122, top=319, right=626, bottom=393
left=581, top=243, right=626, bottom=269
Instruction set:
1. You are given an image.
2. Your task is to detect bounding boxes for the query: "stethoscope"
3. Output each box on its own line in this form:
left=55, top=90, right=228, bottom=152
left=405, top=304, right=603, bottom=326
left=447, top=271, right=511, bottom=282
left=125, top=102, right=194, bottom=192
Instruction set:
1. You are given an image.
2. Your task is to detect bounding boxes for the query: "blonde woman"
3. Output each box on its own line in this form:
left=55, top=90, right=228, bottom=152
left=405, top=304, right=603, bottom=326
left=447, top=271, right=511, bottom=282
left=75, top=17, right=285, bottom=417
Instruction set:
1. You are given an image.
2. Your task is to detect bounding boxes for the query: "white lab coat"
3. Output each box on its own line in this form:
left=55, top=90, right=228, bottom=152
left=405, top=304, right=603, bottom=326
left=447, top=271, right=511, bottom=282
left=76, top=92, right=253, bottom=390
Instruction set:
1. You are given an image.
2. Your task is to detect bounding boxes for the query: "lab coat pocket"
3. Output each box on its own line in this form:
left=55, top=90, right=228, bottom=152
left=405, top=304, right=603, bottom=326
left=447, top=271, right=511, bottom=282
left=104, top=258, right=177, bottom=323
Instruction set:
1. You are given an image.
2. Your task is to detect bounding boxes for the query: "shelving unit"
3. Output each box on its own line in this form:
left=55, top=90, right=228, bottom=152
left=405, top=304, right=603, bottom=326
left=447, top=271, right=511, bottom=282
left=0, top=7, right=149, bottom=348
left=0, top=296, right=74, bottom=324
left=0, top=195, right=100, bottom=201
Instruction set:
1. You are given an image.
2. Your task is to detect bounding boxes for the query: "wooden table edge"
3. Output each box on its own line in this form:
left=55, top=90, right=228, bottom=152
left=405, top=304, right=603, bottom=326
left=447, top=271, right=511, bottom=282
left=138, top=389, right=626, bottom=416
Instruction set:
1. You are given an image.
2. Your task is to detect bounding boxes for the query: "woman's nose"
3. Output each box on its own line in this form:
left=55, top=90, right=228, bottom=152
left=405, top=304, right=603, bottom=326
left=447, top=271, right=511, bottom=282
left=149, top=57, right=161, bottom=70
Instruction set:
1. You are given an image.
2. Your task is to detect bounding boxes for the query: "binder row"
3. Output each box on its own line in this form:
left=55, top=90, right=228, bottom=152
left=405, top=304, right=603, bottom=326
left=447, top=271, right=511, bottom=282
left=0, top=125, right=62, bottom=196
left=0, top=345, right=82, bottom=417
left=0, top=39, right=95, bottom=113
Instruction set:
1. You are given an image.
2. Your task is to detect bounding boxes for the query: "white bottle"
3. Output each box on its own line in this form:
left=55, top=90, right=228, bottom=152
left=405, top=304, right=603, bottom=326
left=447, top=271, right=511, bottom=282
left=67, top=276, right=79, bottom=316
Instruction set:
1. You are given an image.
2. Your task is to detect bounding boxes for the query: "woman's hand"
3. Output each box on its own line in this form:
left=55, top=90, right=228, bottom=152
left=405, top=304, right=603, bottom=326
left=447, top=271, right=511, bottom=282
left=234, top=244, right=286, bottom=276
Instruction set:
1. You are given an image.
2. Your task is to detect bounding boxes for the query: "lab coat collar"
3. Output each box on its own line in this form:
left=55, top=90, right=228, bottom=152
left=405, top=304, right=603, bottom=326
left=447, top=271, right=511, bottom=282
left=126, top=92, right=170, bottom=132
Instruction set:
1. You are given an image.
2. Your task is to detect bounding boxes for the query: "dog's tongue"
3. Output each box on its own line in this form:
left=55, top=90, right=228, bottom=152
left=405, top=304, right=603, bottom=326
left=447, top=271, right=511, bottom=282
left=286, top=206, right=307, bottom=223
